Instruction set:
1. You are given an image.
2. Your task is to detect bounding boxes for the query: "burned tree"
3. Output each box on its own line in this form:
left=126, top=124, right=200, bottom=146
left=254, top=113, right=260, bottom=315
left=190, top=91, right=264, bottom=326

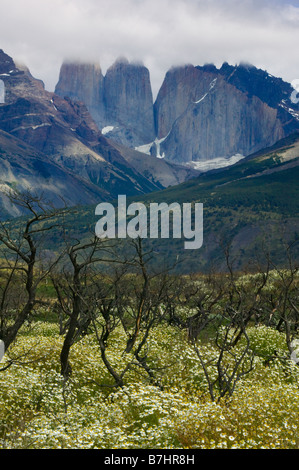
left=0, top=190, right=65, bottom=358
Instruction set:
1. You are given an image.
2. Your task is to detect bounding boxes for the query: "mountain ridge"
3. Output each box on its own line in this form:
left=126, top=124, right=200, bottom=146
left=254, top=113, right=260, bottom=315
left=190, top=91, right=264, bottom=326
left=54, top=58, right=299, bottom=168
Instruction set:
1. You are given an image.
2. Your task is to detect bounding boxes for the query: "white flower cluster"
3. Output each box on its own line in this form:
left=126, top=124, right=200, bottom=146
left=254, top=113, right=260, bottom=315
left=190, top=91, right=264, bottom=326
left=1, top=319, right=299, bottom=449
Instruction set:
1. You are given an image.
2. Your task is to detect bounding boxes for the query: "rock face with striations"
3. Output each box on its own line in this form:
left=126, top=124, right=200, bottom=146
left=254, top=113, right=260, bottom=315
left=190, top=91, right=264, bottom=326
left=55, top=57, right=156, bottom=148
left=0, top=49, right=47, bottom=104
left=103, top=58, right=155, bottom=147
left=153, top=63, right=299, bottom=165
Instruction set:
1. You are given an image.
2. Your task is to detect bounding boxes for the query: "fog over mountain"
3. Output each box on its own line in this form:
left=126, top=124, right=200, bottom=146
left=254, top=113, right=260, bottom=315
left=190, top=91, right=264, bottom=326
left=0, top=0, right=299, bottom=98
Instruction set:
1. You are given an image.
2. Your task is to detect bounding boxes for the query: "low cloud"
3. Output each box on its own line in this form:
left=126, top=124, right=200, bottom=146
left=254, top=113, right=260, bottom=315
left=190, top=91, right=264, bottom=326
left=0, top=0, right=299, bottom=97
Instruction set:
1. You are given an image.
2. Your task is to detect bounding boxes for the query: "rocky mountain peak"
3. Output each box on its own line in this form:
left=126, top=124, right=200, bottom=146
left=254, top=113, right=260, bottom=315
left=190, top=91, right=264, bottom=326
left=0, top=51, right=49, bottom=106
left=110, top=56, right=130, bottom=67
left=218, top=62, right=294, bottom=108
left=56, top=61, right=103, bottom=90
left=55, top=57, right=156, bottom=147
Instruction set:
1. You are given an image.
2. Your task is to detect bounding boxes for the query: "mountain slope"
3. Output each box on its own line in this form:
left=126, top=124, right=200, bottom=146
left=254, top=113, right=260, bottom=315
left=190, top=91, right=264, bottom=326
left=106, top=139, right=199, bottom=188
left=138, top=131, right=299, bottom=271
left=0, top=128, right=112, bottom=218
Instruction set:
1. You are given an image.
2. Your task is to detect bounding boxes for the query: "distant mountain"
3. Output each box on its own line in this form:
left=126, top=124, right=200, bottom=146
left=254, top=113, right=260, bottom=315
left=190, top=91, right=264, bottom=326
left=107, top=140, right=198, bottom=189
left=0, top=50, right=197, bottom=217
left=56, top=58, right=299, bottom=168
left=152, top=63, right=299, bottom=165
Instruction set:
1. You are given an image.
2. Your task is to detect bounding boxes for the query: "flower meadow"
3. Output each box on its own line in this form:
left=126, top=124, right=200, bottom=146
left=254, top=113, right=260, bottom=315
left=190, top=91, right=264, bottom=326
left=1, top=319, right=299, bottom=449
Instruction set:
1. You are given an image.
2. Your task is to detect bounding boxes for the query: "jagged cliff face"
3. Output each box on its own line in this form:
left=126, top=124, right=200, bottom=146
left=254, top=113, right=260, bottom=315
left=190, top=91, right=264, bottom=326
left=55, top=58, right=155, bottom=148
left=153, top=65, right=217, bottom=139
left=55, top=58, right=299, bottom=167
left=103, top=58, right=155, bottom=147
left=154, top=65, right=286, bottom=164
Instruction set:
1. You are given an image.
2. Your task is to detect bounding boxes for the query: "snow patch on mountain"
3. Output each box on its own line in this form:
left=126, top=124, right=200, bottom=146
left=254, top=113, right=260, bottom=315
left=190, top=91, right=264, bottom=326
left=135, top=141, right=153, bottom=155
left=193, top=78, right=217, bottom=104
left=102, top=126, right=115, bottom=135
left=186, top=154, right=245, bottom=172
left=279, top=100, right=299, bottom=121
left=135, top=132, right=170, bottom=159
left=194, top=93, right=208, bottom=105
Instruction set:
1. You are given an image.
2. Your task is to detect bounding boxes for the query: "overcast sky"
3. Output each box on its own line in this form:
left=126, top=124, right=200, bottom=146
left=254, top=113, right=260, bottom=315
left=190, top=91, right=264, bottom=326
left=0, top=0, right=299, bottom=97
